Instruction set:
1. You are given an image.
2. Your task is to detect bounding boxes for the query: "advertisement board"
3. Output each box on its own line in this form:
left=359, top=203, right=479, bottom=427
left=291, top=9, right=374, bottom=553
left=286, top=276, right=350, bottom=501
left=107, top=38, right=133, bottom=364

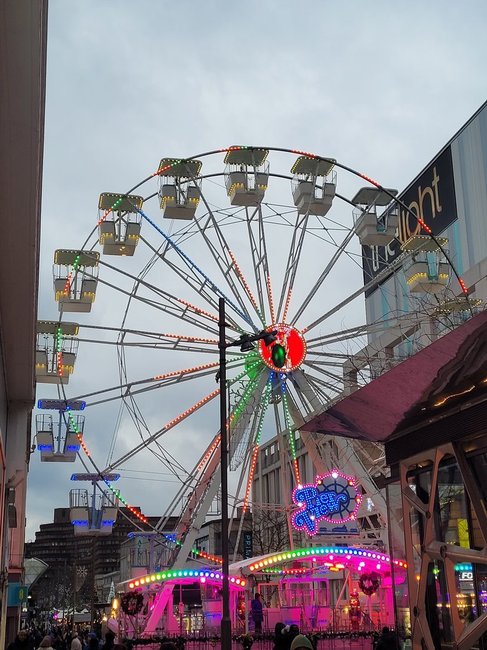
left=362, top=146, right=458, bottom=297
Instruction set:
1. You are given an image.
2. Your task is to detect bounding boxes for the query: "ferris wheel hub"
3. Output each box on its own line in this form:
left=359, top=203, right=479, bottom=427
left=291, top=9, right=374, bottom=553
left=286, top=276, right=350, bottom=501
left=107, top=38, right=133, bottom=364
left=258, top=323, right=306, bottom=372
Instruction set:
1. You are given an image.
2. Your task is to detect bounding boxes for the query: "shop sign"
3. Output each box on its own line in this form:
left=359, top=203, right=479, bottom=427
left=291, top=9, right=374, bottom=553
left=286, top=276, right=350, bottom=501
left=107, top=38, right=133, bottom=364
left=291, top=470, right=362, bottom=536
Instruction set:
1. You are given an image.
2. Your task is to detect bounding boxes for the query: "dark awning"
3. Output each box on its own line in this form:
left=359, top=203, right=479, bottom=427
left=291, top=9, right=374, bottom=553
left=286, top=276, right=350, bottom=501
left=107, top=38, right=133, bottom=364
left=302, top=309, right=487, bottom=443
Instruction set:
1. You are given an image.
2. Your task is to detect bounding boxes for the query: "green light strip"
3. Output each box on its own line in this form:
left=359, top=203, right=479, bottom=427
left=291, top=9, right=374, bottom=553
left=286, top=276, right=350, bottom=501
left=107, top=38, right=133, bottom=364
left=281, top=382, right=297, bottom=461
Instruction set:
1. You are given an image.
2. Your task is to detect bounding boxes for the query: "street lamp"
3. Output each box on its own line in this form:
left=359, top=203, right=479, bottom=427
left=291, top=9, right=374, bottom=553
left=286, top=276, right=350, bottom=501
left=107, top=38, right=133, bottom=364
left=218, top=297, right=276, bottom=650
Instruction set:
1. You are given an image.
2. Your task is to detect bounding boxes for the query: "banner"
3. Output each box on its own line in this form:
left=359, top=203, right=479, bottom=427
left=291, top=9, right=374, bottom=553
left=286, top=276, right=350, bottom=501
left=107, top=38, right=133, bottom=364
left=362, top=146, right=458, bottom=296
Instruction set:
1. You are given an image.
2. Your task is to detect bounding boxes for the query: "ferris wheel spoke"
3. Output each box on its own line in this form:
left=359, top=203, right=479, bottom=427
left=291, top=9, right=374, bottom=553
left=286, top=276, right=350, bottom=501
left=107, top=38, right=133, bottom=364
left=302, top=250, right=410, bottom=334
left=303, top=374, right=335, bottom=403
left=301, top=363, right=343, bottom=391
left=279, top=379, right=301, bottom=485
left=302, top=359, right=344, bottom=385
left=191, top=198, right=264, bottom=327
left=277, top=213, right=310, bottom=323
left=304, top=316, right=404, bottom=349
left=155, top=432, right=222, bottom=532
left=68, top=360, right=234, bottom=406
left=104, top=387, right=220, bottom=472
left=138, top=207, right=255, bottom=329
left=245, top=204, right=276, bottom=324
left=94, top=256, right=223, bottom=336
left=121, top=391, right=190, bottom=480
left=290, top=227, right=356, bottom=327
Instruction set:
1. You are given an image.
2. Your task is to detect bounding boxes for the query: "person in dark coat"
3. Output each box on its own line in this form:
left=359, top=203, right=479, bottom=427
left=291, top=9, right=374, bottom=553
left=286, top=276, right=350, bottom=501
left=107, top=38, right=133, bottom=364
left=375, top=626, right=398, bottom=650
left=250, top=593, right=264, bottom=634
left=273, top=622, right=287, bottom=650
left=7, top=630, right=31, bottom=650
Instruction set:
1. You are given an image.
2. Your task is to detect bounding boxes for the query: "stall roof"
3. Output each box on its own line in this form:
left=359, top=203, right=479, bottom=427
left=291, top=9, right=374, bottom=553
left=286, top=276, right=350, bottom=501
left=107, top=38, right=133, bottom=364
left=302, top=310, right=487, bottom=443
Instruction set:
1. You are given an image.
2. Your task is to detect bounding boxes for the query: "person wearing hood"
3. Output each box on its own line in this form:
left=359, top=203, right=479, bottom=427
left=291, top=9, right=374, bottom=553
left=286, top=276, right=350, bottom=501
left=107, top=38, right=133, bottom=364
left=290, top=635, right=314, bottom=650
left=39, top=636, right=55, bottom=650
left=71, top=632, right=82, bottom=650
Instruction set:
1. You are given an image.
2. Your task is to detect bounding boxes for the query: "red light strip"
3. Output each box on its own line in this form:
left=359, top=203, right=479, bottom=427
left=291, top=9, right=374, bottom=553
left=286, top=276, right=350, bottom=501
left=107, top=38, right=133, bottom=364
left=197, top=434, right=221, bottom=472
left=282, top=287, right=293, bottom=324
left=161, top=333, right=219, bottom=345
left=176, top=298, right=219, bottom=322
left=266, top=274, right=276, bottom=324
left=243, top=445, right=259, bottom=512
left=293, top=458, right=301, bottom=486
left=163, top=389, right=220, bottom=431
left=228, top=249, right=262, bottom=320
left=153, top=361, right=219, bottom=381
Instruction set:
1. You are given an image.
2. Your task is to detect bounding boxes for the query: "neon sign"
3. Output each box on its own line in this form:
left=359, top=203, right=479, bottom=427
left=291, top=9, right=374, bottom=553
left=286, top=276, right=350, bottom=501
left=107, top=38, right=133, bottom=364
left=291, top=470, right=362, bottom=536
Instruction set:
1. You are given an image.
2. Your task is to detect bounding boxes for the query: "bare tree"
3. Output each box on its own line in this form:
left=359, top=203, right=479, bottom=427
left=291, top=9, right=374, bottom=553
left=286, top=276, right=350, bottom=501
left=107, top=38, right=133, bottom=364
left=251, top=510, right=289, bottom=556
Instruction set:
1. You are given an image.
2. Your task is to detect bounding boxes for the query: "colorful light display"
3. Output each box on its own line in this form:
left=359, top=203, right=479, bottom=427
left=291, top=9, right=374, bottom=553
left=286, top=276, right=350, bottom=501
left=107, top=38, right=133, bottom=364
left=126, top=570, right=245, bottom=591
left=291, top=470, right=362, bottom=535
left=248, top=545, right=407, bottom=572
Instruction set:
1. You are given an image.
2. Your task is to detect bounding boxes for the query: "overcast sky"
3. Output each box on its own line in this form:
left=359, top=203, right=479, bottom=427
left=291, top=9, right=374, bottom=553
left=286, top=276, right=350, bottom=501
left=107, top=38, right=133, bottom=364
left=27, top=0, right=487, bottom=541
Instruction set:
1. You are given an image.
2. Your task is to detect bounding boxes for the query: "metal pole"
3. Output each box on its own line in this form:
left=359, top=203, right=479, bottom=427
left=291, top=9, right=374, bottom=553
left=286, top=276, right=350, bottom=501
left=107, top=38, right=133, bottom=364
left=219, top=298, right=232, bottom=650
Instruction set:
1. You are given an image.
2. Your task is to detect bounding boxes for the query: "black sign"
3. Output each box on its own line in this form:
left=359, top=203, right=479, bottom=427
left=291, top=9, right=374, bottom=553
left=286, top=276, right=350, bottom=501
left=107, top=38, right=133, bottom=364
left=362, top=146, right=458, bottom=296
left=243, top=531, right=253, bottom=559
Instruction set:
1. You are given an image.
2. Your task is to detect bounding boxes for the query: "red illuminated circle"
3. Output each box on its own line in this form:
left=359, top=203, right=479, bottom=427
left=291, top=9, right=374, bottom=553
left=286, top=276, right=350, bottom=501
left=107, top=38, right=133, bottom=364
left=258, top=324, right=307, bottom=372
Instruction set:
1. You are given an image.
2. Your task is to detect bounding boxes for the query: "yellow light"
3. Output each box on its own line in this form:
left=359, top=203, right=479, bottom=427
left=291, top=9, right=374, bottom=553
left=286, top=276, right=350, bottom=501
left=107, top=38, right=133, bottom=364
left=112, top=598, right=119, bottom=610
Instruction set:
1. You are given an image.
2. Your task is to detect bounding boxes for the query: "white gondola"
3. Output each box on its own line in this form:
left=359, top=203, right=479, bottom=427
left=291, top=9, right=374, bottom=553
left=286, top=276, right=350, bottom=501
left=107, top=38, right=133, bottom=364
left=158, top=158, right=202, bottom=220
left=69, top=489, right=119, bottom=536
left=291, top=156, right=337, bottom=216
left=35, top=414, right=83, bottom=462
left=402, top=235, right=450, bottom=293
left=98, top=193, right=143, bottom=256
left=35, top=321, right=79, bottom=384
left=224, top=148, right=269, bottom=206
left=352, top=187, right=399, bottom=247
left=352, top=187, right=399, bottom=246
left=53, top=250, right=100, bottom=313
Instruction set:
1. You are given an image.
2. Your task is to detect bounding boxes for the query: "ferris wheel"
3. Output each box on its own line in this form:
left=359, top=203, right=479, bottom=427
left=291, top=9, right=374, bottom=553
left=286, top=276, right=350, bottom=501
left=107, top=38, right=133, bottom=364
left=35, top=146, right=467, bottom=567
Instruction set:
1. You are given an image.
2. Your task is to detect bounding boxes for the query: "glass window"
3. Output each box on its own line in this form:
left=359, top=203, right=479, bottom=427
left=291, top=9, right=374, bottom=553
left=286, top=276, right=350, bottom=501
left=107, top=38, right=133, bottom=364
left=436, top=462, right=469, bottom=547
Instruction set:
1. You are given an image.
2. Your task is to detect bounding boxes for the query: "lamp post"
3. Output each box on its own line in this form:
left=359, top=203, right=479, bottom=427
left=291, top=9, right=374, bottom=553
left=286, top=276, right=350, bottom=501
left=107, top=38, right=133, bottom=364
left=218, top=298, right=276, bottom=650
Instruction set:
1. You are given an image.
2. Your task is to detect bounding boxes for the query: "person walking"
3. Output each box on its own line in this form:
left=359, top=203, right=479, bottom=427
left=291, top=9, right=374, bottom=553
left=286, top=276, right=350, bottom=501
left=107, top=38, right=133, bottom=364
left=375, top=626, right=399, bottom=650
left=250, top=593, right=264, bottom=634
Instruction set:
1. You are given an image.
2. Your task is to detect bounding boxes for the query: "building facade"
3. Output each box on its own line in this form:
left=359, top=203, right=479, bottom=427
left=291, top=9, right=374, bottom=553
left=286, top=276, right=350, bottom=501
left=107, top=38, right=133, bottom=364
left=25, top=508, right=165, bottom=614
left=0, top=0, right=47, bottom=645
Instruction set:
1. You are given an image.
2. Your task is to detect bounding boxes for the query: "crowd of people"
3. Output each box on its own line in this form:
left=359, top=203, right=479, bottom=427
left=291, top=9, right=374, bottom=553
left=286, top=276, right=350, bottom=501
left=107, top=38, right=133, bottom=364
left=273, top=623, right=313, bottom=650
left=6, top=627, right=126, bottom=650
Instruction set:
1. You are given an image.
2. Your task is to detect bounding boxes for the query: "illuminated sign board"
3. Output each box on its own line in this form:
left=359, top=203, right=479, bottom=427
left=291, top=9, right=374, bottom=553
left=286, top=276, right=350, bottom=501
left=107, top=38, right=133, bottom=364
left=291, top=470, right=362, bottom=536
left=459, top=571, right=473, bottom=581
left=362, top=146, right=458, bottom=297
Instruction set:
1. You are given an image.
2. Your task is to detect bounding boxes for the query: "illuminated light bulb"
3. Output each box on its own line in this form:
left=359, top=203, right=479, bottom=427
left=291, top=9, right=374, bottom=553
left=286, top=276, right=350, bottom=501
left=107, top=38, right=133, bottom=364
left=331, top=471, right=338, bottom=479
left=129, top=583, right=134, bottom=589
